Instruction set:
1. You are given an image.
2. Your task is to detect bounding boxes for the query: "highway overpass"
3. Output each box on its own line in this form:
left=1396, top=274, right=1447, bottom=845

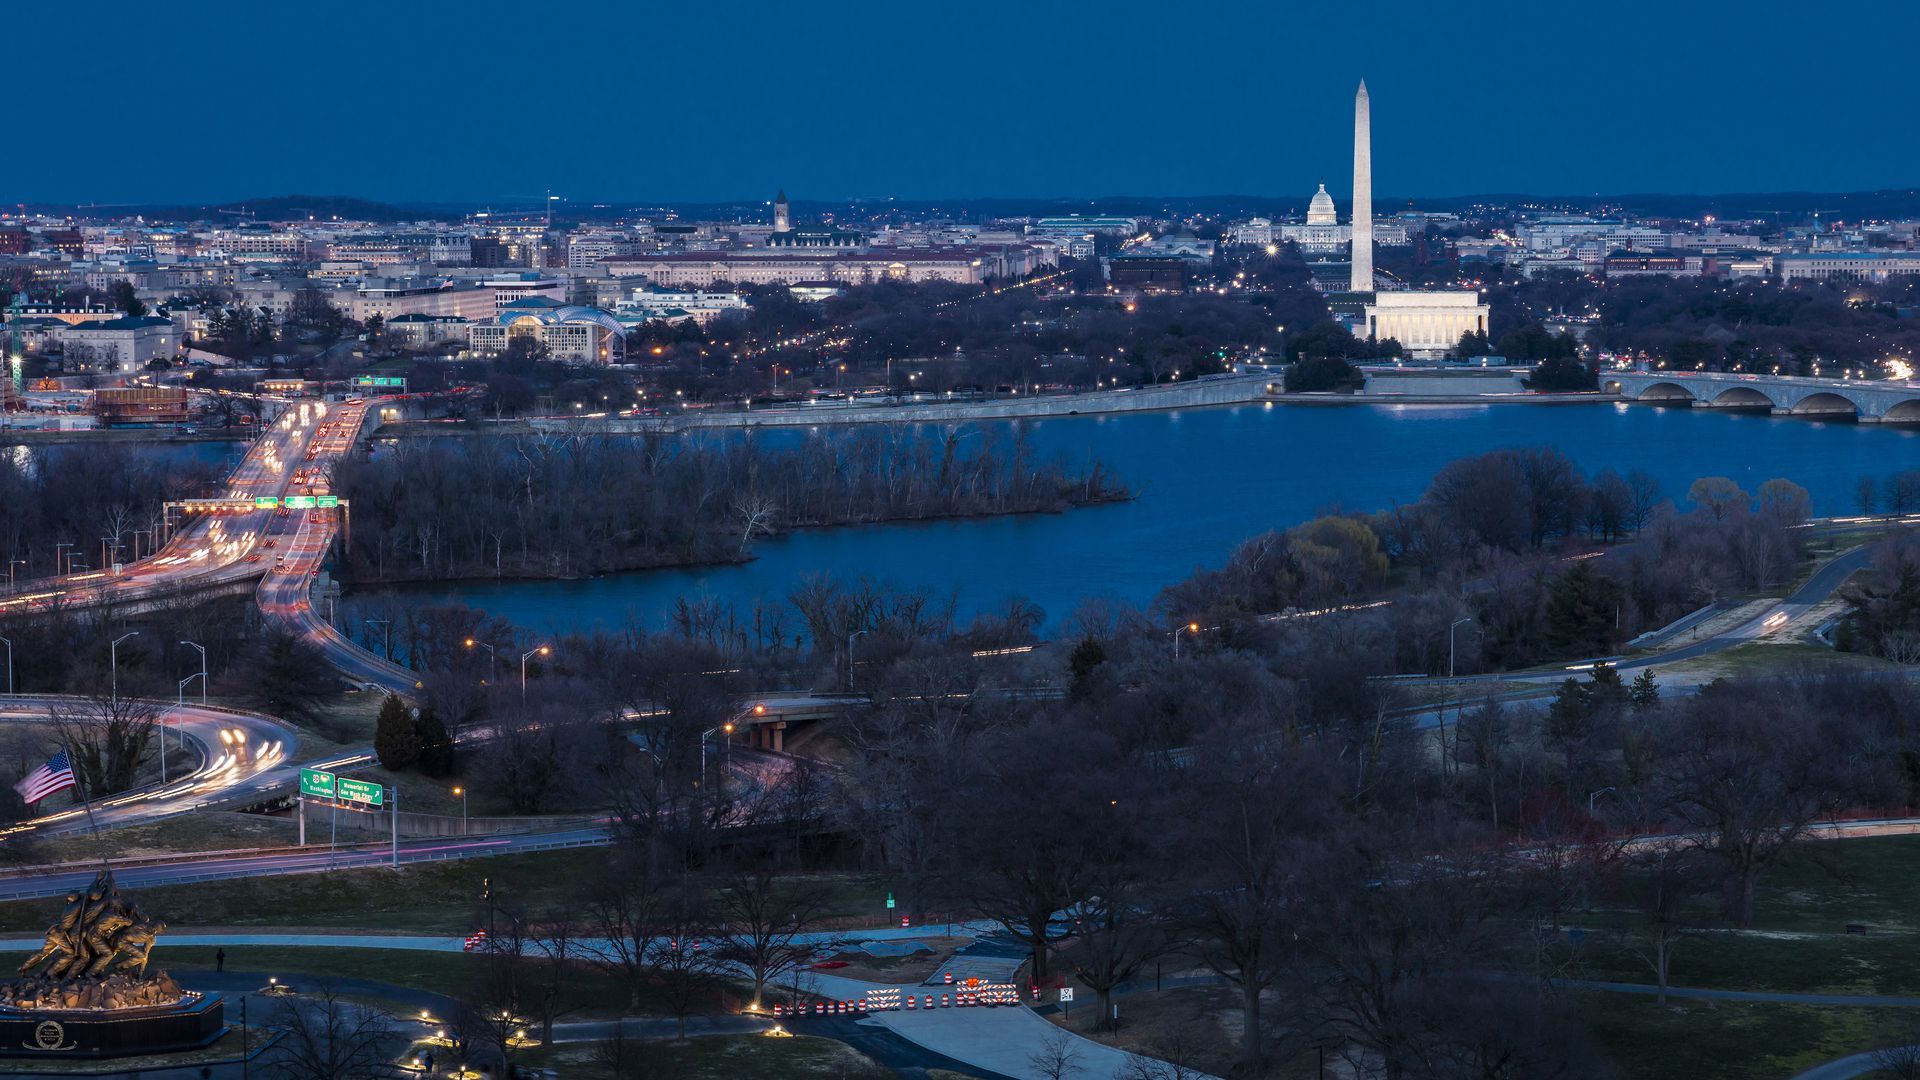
left=1610, top=371, right=1920, bottom=422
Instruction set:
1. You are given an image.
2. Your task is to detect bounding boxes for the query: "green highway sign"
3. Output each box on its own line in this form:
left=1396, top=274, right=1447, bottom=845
left=299, top=768, right=335, bottom=798
left=353, top=376, right=407, bottom=388
left=336, top=777, right=384, bottom=806
left=886, top=892, right=895, bottom=910
left=284, top=495, right=317, bottom=509
left=253, top=496, right=279, bottom=509
left=316, top=495, right=339, bottom=509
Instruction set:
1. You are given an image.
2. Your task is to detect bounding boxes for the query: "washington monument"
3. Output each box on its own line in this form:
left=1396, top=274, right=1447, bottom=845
left=1350, top=79, right=1373, bottom=293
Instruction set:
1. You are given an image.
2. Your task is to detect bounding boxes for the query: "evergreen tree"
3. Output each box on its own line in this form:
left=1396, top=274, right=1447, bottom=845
left=252, top=630, right=328, bottom=723
left=373, top=693, right=421, bottom=770
left=1587, top=662, right=1630, bottom=713
left=415, top=706, right=456, bottom=776
left=1067, top=637, right=1107, bottom=701
left=1544, top=561, right=1625, bottom=657
left=1629, top=669, right=1661, bottom=711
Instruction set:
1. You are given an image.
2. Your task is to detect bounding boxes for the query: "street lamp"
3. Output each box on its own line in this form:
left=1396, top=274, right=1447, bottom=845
left=56, top=542, right=73, bottom=577
left=6, top=559, right=23, bottom=589
left=111, top=631, right=140, bottom=706
left=1588, top=786, right=1617, bottom=817
left=453, top=786, right=468, bottom=835
left=846, top=628, right=868, bottom=689
left=465, top=638, right=495, bottom=674
left=363, top=618, right=391, bottom=658
left=181, top=641, right=208, bottom=705
left=0, top=635, right=11, bottom=696
left=1448, top=617, right=1474, bottom=679
left=519, top=645, right=550, bottom=700
left=700, top=722, right=736, bottom=783
left=1173, top=621, right=1199, bottom=659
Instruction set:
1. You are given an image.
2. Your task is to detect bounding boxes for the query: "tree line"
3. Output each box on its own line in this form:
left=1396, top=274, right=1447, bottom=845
left=333, top=427, right=1126, bottom=583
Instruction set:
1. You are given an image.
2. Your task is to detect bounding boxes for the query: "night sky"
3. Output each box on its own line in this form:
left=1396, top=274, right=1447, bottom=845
left=17, top=0, right=1918, bottom=205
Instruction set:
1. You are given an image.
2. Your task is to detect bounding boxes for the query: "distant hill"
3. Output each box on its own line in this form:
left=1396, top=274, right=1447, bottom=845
left=24, top=188, right=1920, bottom=226
left=26, top=194, right=463, bottom=223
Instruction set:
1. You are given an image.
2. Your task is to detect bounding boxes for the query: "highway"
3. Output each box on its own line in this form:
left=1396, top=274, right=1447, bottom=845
left=0, top=696, right=299, bottom=840
left=0, top=396, right=347, bottom=616
left=0, top=825, right=610, bottom=901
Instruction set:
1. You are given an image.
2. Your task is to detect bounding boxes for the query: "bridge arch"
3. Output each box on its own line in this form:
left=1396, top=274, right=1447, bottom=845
left=1708, top=386, right=1777, bottom=409
left=1634, top=381, right=1697, bottom=403
left=1883, top=399, right=1920, bottom=423
left=1784, top=391, right=1860, bottom=418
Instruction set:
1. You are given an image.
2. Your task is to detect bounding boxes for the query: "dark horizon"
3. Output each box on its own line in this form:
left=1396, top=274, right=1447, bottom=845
left=14, top=187, right=1920, bottom=225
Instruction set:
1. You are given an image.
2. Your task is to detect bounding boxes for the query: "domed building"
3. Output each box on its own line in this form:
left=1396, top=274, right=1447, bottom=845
left=1306, top=182, right=1338, bottom=226
left=1279, top=182, right=1352, bottom=254
left=467, top=297, right=626, bottom=364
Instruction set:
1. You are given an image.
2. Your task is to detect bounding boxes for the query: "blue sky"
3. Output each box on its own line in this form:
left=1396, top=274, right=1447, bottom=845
left=16, top=0, right=1918, bottom=205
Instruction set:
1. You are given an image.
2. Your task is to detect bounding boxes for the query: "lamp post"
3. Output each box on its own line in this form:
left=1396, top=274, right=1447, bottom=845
left=453, top=786, right=468, bottom=835
left=1448, top=617, right=1474, bottom=679
left=519, top=645, right=549, bottom=701
left=110, top=631, right=139, bottom=706
left=181, top=640, right=208, bottom=705
left=846, top=628, right=868, bottom=690
left=363, top=618, right=391, bottom=658
left=55, top=542, right=72, bottom=577
left=0, top=635, right=11, bottom=696
left=700, top=722, right=735, bottom=785
left=1173, top=621, right=1199, bottom=659
left=6, top=559, right=22, bottom=589
left=1588, top=786, right=1617, bottom=817
left=465, top=638, right=495, bottom=678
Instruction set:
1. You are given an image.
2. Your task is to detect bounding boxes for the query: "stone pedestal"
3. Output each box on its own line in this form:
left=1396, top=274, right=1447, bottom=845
left=0, top=991, right=226, bottom=1059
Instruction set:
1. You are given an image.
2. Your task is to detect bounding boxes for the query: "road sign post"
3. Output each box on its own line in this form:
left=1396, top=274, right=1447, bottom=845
left=297, top=795, right=304, bottom=847
left=299, top=768, right=335, bottom=799
left=336, top=777, right=383, bottom=805
left=390, top=784, right=398, bottom=870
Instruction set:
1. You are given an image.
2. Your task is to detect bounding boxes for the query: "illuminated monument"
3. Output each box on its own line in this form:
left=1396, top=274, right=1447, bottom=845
left=1340, top=79, right=1489, bottom=359
left=0, top=871, right=225, bottom=1058
left=1350, top=80, right=1373, bottom=293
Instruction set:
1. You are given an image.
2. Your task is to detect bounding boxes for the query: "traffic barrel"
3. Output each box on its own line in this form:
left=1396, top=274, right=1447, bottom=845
left=943, top=972, right=954, bottom=985
left=906, top=996, right=916, bottom=1010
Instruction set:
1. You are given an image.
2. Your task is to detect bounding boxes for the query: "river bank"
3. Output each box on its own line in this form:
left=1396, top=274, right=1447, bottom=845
left=376, top=372, right=1277, bottom=437
left=348, top=401, right=1920, bottom=636
left=0, top=426, right=252, bottom=446
left=336, top=491, right=1132, bottom=588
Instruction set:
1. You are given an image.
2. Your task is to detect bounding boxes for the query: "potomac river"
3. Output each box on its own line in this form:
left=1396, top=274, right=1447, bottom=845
left=367, top=402, right=1920, bottom=635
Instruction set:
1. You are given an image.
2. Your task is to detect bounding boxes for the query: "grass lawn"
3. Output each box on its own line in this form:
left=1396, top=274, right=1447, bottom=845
left=513, top=1033, right=891, bottom=1080
left=0, top=847, right=606, bottom=934
left=1565, top=835, right=1920, bottom=997
left=150, top=944, right=661, bottom=1016
left=1585, top=994, right=1916, bottom=1079
left=33, top=810, right=299, bottom=863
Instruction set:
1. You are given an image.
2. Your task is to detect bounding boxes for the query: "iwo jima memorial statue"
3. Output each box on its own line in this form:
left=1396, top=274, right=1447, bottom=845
left=0, top=870, right=225, bottom=1057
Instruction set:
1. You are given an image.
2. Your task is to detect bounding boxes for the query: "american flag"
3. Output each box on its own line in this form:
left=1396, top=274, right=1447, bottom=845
left=14, top=750, right=76, bottom=805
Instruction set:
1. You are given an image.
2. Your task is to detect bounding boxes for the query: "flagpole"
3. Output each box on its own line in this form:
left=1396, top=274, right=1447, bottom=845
left=61, top=735, right=106, bottom=863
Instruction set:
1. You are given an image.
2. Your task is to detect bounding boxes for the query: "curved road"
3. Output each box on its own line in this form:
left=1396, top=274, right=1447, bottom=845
left=0, top=696, right=298, bottom=840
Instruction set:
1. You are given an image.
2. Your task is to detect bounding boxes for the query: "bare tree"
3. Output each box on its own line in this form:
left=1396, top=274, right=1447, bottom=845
left=1623, top=844, right=1710, bottom=1005
left=712, top=844, right=835, bottom=1009
left=261, top=984, right=400, bottom=1080
left=1029, top=1031, right=1085, bottom=1080
left=49, top=693, right=160, bottom=796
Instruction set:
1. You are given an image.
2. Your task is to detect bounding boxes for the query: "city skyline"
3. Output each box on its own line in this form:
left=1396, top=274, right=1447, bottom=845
left=11, top=0, right=1920, bottom=206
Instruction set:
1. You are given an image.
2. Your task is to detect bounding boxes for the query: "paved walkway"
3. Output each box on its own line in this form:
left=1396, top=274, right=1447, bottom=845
left=1792, top=1047, right=1916, bottom=1080
left=0, top=925, right=1194, bottom=1080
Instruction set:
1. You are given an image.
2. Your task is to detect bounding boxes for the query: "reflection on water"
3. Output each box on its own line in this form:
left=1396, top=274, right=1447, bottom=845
left=363, top=403, right=1920, bottom=636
